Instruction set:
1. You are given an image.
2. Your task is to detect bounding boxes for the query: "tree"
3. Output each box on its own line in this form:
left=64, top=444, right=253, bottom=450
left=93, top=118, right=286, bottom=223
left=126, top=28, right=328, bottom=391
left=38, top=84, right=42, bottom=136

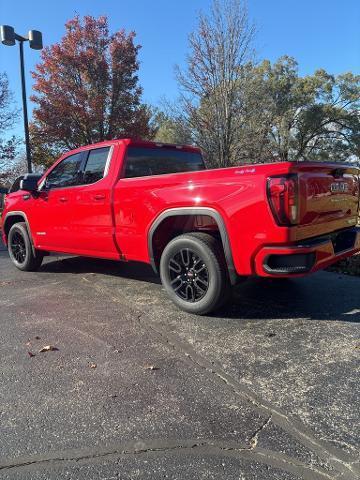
left=176, top=51, right=359, bottom=166
left=0, top=72, right=20, bottom=173
left=175, top=0, right=359, bottom=167
left=176, top=0, right=255, bottom=167
left=0, top=155, right=28, bottom=187
left=31, top=15, right=155, bottom=167
left=153, top=109, right=193, bottom=145
left=237, top=57, right=360, bottom=163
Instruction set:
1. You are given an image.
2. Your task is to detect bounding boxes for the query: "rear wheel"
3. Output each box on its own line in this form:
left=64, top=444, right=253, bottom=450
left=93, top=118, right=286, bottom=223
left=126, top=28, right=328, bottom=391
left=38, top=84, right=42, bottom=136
left=8, top=222, right=44, bottom=271
left=160, top=232, right=230, bottom=315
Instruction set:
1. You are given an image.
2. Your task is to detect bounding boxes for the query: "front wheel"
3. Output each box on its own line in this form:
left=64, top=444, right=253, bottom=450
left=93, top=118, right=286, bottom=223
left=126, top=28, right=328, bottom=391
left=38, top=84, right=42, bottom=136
left=8, top=222, right=44, bottom=271
left=160, top=232, right=230, bottom=315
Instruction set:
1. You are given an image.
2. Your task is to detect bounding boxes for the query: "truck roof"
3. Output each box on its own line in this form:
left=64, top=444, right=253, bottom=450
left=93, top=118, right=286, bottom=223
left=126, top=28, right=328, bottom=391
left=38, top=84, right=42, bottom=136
left=71, top=138, right=201, bottom=154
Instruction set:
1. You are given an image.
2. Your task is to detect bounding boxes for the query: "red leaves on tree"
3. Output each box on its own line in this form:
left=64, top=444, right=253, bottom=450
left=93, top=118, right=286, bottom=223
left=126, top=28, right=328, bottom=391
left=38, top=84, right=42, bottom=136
left=30, top=15, right=154, bottom=166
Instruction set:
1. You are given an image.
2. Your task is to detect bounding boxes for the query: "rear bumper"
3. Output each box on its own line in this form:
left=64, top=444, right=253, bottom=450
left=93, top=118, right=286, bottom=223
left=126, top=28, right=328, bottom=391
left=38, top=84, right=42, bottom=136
left=254, top=227, right=360, bottom=277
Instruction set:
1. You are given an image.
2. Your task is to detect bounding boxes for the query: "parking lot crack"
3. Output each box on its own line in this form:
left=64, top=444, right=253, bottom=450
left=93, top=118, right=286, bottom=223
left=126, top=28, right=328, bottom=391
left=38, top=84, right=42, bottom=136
left=247, top=416, right=272, bottom=449
left=0, top=439, right=338, bottom=480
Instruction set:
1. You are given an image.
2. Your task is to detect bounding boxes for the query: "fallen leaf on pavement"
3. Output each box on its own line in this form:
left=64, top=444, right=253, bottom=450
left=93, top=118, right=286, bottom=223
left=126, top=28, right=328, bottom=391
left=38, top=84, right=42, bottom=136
left=39, top=345, right=58, bottom=353
left=89, top=363, right=97, bottom=369
left=28, top=351, right=35, bottom=358
left=250, top=437, right=257, bottom=448
left=34, top=336, right=41, bottom=340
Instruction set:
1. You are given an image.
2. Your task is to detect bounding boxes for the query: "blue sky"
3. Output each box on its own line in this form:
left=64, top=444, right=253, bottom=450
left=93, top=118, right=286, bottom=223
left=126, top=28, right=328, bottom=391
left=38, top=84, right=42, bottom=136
left=1, top=0, right=359, bottom=138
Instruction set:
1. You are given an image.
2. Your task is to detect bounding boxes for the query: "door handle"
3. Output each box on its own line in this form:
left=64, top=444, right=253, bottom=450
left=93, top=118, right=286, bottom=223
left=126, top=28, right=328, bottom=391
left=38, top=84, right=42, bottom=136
left=59, top=197, right=68, bottom=203
left=93, top=194, right=105, bottom=201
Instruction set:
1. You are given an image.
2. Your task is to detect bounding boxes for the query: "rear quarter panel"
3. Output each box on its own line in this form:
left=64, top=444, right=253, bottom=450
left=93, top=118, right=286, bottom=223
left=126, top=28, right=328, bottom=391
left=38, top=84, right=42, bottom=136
left=113, top=162, right=293, bottom=275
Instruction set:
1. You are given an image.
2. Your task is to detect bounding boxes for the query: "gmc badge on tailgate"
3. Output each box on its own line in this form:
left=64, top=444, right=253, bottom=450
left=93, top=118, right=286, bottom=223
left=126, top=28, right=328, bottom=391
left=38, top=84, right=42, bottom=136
left=330, top=182, right=349, bottom=193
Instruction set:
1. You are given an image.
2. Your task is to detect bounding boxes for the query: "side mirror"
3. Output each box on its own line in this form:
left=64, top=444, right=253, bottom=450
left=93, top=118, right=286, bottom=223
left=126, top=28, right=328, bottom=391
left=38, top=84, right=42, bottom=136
left=20, top=174, right=42, bottom=193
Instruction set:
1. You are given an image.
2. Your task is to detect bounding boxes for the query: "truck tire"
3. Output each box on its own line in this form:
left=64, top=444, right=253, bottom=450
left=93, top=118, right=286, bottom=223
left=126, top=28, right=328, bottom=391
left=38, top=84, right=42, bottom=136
left=8, top=222, right=44, bottom=271
left=160, top=232, right=230, bottom=315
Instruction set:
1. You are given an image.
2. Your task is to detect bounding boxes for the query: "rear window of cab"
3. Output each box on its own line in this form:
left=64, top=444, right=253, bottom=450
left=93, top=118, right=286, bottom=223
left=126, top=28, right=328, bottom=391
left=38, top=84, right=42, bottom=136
left=124, top=147, right=205, bottom=178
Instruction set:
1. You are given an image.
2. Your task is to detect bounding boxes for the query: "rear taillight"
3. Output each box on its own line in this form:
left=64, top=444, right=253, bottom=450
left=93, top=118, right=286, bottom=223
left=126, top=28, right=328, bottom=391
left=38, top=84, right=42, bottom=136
left=267, top=175, right=299, bottom=226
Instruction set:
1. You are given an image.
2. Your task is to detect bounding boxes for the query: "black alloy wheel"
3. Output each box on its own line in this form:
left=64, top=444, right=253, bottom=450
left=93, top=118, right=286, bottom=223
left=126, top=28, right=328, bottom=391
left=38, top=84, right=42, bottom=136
left=10, top=231, right=27, bottom=264
left=168, top=248, right=209, bottom=302
left=160, top=232, right=230, bottom=315
left=8, top=222, right=44, bottom=271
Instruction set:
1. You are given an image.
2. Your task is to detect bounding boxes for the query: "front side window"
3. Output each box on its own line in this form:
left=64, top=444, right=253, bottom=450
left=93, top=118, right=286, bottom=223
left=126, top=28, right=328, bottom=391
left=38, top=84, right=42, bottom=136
left=82, top=147, right=110, bottom=185
left=124, top=147, right=205, bottom=178
left=46, top=153, right=83, bottom=189
left=9, top=176, right=23, bottom=193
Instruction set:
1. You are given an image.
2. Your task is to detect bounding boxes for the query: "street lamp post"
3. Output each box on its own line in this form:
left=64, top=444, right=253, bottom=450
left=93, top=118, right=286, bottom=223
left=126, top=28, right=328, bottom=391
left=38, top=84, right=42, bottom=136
left=0, top=25, right=43, bottom=174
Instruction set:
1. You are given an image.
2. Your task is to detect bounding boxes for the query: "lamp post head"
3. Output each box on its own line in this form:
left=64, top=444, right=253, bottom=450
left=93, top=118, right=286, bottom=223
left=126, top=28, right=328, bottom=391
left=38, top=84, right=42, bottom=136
left=29, top=30, right=43, bottom=50
left=0, top=25, right=43, bottom=49
left=0, top=25, right=16, bottom=46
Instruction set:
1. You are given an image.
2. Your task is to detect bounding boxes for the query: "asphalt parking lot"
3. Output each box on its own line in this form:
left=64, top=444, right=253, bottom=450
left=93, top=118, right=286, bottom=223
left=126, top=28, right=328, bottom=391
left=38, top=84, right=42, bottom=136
left=0, top=241, right=359, bottom=479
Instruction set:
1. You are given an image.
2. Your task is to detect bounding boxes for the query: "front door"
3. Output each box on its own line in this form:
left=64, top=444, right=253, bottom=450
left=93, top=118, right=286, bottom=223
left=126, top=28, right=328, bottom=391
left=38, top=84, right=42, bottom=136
left=31, top=152, right=84, bottom=252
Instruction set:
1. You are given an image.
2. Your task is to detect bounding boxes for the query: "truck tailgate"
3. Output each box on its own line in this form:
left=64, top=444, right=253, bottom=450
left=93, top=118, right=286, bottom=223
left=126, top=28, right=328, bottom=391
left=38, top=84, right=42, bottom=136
left=293, top=163, right=359, bottom=239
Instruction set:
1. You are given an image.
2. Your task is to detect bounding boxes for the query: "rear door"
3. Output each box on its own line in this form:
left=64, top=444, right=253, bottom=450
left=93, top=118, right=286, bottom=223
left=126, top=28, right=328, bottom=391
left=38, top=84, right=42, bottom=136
left=71, top=146, right=119, bottom=258
left=294, top=163, right=359, bottom=239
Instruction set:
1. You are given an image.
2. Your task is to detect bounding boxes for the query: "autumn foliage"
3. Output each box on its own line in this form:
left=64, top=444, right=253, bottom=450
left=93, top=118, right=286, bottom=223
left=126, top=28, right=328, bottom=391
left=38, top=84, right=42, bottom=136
left=30, top=16, right=154, bottom=167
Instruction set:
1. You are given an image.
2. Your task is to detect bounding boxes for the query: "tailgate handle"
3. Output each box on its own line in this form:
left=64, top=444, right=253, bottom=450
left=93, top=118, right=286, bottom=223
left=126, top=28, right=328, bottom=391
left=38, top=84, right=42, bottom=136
left=332, top=168, right=344, bottom=178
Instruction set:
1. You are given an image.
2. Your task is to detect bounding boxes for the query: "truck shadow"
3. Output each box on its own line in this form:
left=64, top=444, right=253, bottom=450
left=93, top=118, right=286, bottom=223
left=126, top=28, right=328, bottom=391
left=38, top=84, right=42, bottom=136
left=40, top=255, right=360, bottom=324
left=220, top=277, right=360, bottom=323
left=40, top=254, right=162, bottom=283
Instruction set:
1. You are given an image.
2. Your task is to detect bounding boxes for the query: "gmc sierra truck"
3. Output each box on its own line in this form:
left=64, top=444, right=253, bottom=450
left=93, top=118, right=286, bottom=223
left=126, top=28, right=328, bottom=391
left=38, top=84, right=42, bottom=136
left=2, top=139, right=360, bottom=314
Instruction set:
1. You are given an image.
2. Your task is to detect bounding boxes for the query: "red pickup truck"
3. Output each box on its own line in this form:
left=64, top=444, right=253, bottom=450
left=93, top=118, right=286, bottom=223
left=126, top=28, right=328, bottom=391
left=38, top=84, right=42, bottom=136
left=2, top=139, right=360, bottom=314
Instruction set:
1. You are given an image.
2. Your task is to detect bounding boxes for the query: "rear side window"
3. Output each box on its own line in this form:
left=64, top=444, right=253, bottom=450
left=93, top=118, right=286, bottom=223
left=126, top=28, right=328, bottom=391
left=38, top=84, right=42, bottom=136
left=82, top=147, right=111, bottom=185
left=46, top=153, right=83, bottom=189
left=124, top=147, right=205, bottom=178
